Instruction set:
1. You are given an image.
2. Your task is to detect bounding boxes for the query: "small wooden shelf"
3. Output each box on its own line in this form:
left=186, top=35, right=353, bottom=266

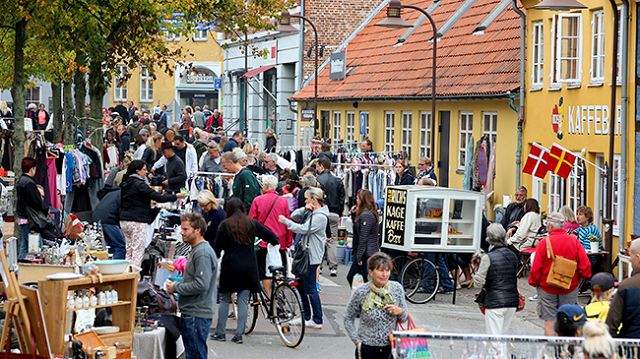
left=67, top=301, right=132, bottom=312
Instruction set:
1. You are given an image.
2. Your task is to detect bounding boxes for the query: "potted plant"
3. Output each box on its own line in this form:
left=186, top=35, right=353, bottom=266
left=588, top=235, right=600, bottom=254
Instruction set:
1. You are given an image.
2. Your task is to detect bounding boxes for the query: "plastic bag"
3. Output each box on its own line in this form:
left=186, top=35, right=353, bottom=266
left=352, top=273, right=364, bottom=295
left=265, top=244, right=282, bottom=276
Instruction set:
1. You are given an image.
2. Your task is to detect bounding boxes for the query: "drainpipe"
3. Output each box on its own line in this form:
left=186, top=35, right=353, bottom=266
left=619, top=0, right=629, bottom=253
left=297, top=0, right=305, bottom=148
left=512, top=0, right=526, bottom=189
left=634, top=0, right=640, bottom=237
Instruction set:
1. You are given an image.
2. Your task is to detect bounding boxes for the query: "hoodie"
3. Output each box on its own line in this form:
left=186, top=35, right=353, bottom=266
left=282, top=206, right=329, bottom=265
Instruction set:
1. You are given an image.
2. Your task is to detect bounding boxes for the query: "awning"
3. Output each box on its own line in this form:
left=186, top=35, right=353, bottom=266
left=243, top=65, right=276, bottom=79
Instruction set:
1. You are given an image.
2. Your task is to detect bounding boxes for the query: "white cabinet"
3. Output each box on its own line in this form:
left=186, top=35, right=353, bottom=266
left=382, top=185, right=484, bottom=253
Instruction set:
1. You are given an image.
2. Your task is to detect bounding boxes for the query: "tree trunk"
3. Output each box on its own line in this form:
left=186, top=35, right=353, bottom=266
left=73, top=53, right=87, bottom=120
left=11, top=18, right=27, bottom=177
left=88, top=59, right=107, bottom=120
left=62, top=80, right=74, bottom=145
left=51, top=82, right=63, bottom=143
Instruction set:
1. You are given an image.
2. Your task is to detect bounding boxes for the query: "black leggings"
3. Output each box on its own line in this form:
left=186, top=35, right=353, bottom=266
left=347, top=256, right=368, bottom=287
left=356, top=344, right=392, bottom=359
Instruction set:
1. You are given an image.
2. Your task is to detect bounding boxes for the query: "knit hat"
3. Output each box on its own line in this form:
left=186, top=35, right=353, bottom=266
left=591, top=272, right=615, bottom=292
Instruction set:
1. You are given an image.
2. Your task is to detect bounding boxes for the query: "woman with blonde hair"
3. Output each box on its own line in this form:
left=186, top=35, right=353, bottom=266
left=197, top=190, right=225, bottom=249
left=142, top=133, right=164, bottom=171
left=560, top=205, right=580, bottom=234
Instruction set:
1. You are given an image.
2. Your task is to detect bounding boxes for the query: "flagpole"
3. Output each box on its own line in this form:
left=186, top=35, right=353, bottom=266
left=550, top=142, right=607, bottom=173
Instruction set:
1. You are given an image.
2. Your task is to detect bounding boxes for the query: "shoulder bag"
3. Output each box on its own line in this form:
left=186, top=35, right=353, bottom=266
left=291, top=214, right=313, bottom=277
left=545, top=237, right=577, bottom=290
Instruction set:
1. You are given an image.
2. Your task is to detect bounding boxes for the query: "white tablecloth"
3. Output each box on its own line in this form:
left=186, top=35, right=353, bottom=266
left=133, top=327, right=184, bottom=359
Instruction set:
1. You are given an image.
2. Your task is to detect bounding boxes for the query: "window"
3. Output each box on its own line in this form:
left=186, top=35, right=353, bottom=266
left=114, top=65, right=128, bottom=101
left=548, top=173, right=565, bottom=213
left=346, top=112, right=355, bottom=144
left=567, top=157, right=585, bottom=213
left=164, top=21, right=180, bottom=41
left=385, top=111, right=395, bottom=153
left=402, top=112, right=412, bottom=160
left=554, top=14, right=582, bottom=83
left=420, top=111, right=432, bottom=158
left=25, top=86, right=40, bottom=107
left=482, top=112, right=497, bottom=144
left=332, top=111, right=342, bottom=143
left=359, top=111, right=369, bottom=138
left=532, top=22, right=544, bottom=87
left=598, top=155, right=621, bottom=235
left=458, top=112, right=473, bottom=168
left=590, top=11, right=605, bottom=83
left=193, top=28, right=208, bottom=41
left=140, top=66, right=153, bottom=102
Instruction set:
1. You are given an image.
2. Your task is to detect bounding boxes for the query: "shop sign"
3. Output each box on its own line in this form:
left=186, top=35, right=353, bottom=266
left=563, top=104, right=622, bottom=136
left=384, top=188, right=407, bottom=246
left=301, top=109, right=315, bottom=120
left=329, top=51, right=346, bottom=81
left=186, top=73, right=214, bottom=84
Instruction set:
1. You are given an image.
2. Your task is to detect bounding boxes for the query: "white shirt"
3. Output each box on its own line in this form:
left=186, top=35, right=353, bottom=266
left=133, top=144, right=147, bottom=160
left=152, top=143, right=198, bottom=176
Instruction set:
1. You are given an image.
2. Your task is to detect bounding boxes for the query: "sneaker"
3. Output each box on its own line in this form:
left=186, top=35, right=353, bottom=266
left=289, top=317, right=304, bottom=326
left=316, top=282, right=322, bottom=293
left=330, top=269, right=337, bottom=277
left=529, top=294, right=539, bottom=301
left=305, top=320, right=323, bottom=329
left=210, top=334, right=226, bottom=342
left=231, top=335, right=243, bottom=344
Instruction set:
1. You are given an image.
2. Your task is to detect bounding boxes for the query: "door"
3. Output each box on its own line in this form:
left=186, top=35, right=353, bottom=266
left=320, top=110, right=330, bottom=139
left=438, top=111, right=451, bottom=187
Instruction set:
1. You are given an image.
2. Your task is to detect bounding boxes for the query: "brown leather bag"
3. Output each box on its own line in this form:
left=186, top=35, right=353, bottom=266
left=545, top=237, right=577, bottom=290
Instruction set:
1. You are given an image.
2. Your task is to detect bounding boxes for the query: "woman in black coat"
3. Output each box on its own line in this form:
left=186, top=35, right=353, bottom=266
left=394, top=160, right=416, bottom=185
left=119, top=160, right=183, bottom=266
left=347, top=189, right=380, bottom=287
left=212, top=197, right=278, bottom=343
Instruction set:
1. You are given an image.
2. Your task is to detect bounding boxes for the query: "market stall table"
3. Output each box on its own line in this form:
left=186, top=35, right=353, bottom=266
left=133, top=327, right=184, bottom=359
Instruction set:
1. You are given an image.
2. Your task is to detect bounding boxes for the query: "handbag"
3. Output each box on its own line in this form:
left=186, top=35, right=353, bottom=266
left=545, top=237, right=577, bottom=290
left=291, top=214, right=313, bottom=277
left=389, top=315, right=429, bottom=358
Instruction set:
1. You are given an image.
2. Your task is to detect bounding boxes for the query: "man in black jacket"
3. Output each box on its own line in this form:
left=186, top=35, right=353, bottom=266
left=316, top=157, right=345, bottom=277
left=94, top=187, right=125, bottom=259
left=501, top=186, right=527, bottom=229
left=160, top=142, right=187, bottom=193
left=607, top=238, right=640, bottom=338
left=15, top=157, right=49, bottom=259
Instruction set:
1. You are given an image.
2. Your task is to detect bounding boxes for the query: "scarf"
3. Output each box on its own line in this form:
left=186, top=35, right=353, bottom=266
left=362, top=282, right=395, bottom=312
left=131, top=173, right=150, bottom=185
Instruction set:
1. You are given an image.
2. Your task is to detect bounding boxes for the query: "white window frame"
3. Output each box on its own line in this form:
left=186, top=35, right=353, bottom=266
left=612, top=155, right=621, bottom=235
left=193, top=28, right=208, bottom=41
left=332, top=111, right=342, bottom=143
left=548, top=173, right=565, bottom=213
left=567, top=156, right=584, bottom=213
left=114, top=65, right=128, bottom=101
left=554, top=13, right=582, bottom=84
left=420, top=111, right=432, bottom=159
left=458, top=112, right=473, bottom=168
left=25, top=86, right=41, bottom=108
left=482, top=112, right=497, bottom=145
left=402, top=111, right=412, bottom=160
left=346, top=111, right=355, bottom=144
left=532, top=21, right=544, bottom=88
left=385, top=111, right=395, bottom=153
left=140, top=66, right=153, bottom=102
left=590, top=10, right=605, bottom=83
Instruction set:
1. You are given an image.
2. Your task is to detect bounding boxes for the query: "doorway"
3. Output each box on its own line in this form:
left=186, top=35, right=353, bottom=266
left=320, top=110, right=330, bottom=140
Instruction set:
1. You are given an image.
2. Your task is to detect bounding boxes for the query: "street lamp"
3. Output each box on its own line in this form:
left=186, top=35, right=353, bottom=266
left=279, top=11, right=320, bottom=137
left=534, top=0, right=621, bottom=268
left=377, top=0, right=437, bottom=166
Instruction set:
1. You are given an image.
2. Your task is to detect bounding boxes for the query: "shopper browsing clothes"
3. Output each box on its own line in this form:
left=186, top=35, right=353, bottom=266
left=166, top=213, right=218, bottom=359
left=15, top=157, right=49, bottom=259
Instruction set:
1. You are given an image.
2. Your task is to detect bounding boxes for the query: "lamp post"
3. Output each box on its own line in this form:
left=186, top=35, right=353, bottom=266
left=279, top=12, right=320, bottom=136
left=534, top=0, right=621, bottom=267
left=376, top=0, right=437, bottom=164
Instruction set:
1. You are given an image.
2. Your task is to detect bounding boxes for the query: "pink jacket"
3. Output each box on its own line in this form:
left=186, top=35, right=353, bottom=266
left=249, top=190, right=293, bottom=249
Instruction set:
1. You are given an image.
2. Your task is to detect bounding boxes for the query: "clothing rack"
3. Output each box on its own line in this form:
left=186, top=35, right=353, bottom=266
left=190, top=171, right=236, bottom=177
left=331, top=162, right=394, bottom=168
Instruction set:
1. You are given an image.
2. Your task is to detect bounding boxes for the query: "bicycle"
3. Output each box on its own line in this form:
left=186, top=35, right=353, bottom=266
left=400, top=255, right=440, bottom=304
left=243, top=265, right=306, bottom=348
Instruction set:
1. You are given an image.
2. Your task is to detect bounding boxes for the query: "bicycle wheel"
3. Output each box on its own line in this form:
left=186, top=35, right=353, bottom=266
left=244, top=293, right=259, bottom=335
left=272, top=283, right=305, bottom=348
left=391, top=255, right=409, bottom=283
left=401, top=258, right=439, bottom=304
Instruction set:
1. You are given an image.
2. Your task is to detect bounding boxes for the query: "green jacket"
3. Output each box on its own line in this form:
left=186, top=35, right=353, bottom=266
left=232, top=168, right=261, bottom=210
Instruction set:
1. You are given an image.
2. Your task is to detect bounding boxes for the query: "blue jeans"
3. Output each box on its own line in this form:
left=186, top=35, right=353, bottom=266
left=424, top=253, right=454, bottom=292
left=18, top=223, right=29, bottom=260
left=180, top=315, right=211, bottom=359
left=297, top=264, right=323, bottom=324
left=216, top=290, right=250, bottom=337
left=102, top=224, right=126, bottom=260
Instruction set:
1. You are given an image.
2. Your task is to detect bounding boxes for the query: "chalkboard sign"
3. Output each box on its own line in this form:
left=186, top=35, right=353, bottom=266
left=384, top=188, right=407, bottom=247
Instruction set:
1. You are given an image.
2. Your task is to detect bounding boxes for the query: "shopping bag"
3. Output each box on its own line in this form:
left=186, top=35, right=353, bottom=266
left=390, top=315, right=431, bottom=359
left=265, top=244, right=282, bottom=277
left=351, top=274, right=364, bottom=296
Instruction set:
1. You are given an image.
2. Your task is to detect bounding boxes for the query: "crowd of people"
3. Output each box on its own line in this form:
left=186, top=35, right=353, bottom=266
left=13, top=99, right=640, bottom=359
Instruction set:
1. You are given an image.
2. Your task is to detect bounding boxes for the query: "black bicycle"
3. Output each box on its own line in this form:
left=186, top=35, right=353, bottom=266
left=243, top=265, right=306, bottom=348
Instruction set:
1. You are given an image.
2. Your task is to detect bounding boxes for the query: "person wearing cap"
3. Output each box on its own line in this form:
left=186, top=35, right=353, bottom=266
left=585, top=272, right=616, bottom=323
left=157, top=141, right=187, bottom=193
left=555, top=304, right=587, bottom=337
left=606, top=238, right=640, bottom=338
left=529, top=212, right=592, bottom=336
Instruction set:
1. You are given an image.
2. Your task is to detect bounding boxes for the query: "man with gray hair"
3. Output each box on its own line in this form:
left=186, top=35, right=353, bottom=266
left=606, top=238, right=640, bottom=338
left=474, top=223, right=519, bottom=335
left=221, top=151, right=260, bottom=210
left=199, top=141, right=222, bottom=173
left=529, top=212, right=591, bottom=335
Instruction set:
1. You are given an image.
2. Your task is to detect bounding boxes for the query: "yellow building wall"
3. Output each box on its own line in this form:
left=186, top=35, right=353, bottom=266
left=523, top=1, right=636, bottom=253
left=305, top=98, right=520, bottom=214
left=108, top=34, right=224, bottom=109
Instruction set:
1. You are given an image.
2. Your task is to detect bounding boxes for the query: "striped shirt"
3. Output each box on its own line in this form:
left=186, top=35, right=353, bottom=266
left=575, top=223, right=602, bottom=251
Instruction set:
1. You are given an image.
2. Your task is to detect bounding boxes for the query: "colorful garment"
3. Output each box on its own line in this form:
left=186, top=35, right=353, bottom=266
left=575, top=223, right=602, bottom=251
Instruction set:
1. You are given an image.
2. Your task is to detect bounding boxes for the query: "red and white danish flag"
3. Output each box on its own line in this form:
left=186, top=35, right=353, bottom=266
left=523, top=143, right=550, bottom=179
left=543, top=143, right=577, bottom=179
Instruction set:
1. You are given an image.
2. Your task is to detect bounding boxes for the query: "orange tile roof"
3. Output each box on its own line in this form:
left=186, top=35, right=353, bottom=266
left=292, top=0, right=521, bottom=101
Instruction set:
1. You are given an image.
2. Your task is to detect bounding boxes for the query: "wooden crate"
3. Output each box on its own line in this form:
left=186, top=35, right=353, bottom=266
left=38, top=273, right=138, bottom=356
